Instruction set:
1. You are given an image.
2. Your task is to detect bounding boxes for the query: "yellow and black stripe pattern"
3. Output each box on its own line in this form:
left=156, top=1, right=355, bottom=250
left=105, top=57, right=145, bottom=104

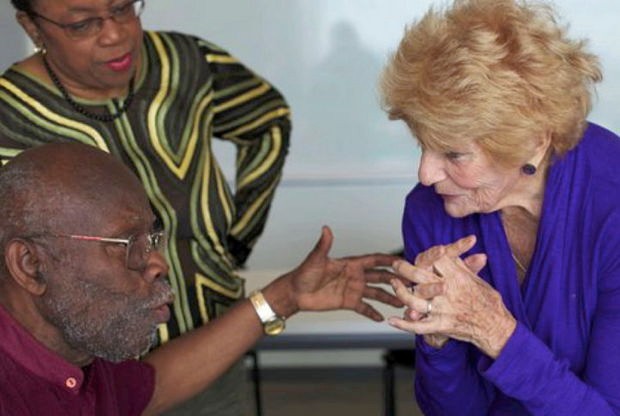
left=0, top=31, right=291, bottom=344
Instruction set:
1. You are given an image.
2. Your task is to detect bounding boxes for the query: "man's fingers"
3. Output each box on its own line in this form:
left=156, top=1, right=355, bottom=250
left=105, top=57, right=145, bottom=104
left=354, top=301, right=384, bottom=322
left=307, top=226, right=334, bottom=260
left=362, top=286, right=404, bottom=308
left=362, top=268, right=408, bottom=286
left=347, top=253, right=402, bottom=269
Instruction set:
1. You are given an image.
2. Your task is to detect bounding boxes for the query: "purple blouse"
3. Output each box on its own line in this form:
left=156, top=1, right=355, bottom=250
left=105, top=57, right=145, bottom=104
left=0, top=305, right=156, bottom=415
left=403, top=123, right=620, bottom=415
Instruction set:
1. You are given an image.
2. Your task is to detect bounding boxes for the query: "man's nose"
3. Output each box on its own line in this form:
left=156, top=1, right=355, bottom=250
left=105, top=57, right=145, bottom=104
left=142, top=250, right=169, bottom=284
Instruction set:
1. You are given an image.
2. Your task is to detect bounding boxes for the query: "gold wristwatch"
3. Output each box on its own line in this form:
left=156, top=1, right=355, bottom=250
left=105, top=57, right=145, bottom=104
left=249, top=290, right=286, bottom=336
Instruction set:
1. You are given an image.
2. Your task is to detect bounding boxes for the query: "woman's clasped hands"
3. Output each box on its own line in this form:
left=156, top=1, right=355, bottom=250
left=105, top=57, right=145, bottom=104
left=389, top=236, right=517, bottom=359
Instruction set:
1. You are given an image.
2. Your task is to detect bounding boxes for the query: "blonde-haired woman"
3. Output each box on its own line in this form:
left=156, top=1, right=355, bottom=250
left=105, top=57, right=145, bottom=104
left=382, top=0, right=620, bottom=414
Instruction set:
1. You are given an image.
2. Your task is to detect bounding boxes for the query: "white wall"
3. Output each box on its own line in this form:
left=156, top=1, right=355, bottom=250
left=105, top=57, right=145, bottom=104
left=0, top=3, right=28, bottom=70
left=139, top=0, right=620, bottom=344
left=140, top=1, right=424, bottom=272
left=138, top=0, right=620, bottom=273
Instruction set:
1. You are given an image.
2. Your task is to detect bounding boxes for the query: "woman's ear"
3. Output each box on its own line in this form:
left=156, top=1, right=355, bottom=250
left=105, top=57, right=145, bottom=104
left=530, top=131, right=553, bottom=167
left=4, top=238, right=48, bottom=296
left=16, top=11, right=44, bottom=50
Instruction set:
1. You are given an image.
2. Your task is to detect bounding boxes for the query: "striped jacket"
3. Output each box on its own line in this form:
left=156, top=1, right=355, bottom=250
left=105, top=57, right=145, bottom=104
left=0, top=30, right=291, bottom=344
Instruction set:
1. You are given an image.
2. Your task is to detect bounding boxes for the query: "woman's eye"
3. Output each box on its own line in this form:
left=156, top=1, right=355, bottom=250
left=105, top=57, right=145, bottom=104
left=445, top=151, right=465, bottom=160
left=68, top=19, right=95, bottom=33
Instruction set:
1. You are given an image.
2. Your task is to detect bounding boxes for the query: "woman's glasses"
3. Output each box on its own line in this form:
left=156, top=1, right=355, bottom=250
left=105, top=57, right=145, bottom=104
left=29, top=0, right=145, bottom=40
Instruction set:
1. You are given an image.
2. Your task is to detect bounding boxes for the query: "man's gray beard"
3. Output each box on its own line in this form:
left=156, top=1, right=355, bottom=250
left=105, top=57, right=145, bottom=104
left=39, top=272, right=170, bottom=362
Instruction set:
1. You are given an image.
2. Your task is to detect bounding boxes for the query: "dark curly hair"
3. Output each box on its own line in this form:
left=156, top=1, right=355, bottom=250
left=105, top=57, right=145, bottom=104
left=11, top=0, right=34, bottom=13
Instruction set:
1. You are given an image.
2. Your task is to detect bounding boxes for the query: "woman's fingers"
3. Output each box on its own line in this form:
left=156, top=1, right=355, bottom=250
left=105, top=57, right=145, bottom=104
left=415, top=245, right=446, bottom=269
left=388, top=315, right=438, bottom=335
left=415, top=281, right=445, bottom=298
left=415, top=235, right=477, bottom=268
left=432, top=254, right=476, bottom=283
left=391, top=278, right=438, bottom=315
left=443, top=235, right=477, bottom=258
left=392, top=260, right=441, bottom=284
left=463, top=253, right=487, bottom=274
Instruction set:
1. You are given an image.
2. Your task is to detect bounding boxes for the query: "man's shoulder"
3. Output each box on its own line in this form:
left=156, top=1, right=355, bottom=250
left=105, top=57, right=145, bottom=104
left=94, top=357, right=155, bottom=382
left=91, top=358, right=156, bottom=414
left=0, top=356, right=155, bottom=415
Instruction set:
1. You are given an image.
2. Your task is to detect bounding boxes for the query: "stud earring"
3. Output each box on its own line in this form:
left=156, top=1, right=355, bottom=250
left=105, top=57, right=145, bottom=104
left=33, top=44, right=47, bottom=55
left=521, top=163, right=537, bottom=175
left=32, top=36, right=47, bottom=55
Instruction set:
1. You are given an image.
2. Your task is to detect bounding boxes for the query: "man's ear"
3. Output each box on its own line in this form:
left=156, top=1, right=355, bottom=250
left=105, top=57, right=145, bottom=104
left=4, top=238, right=48, bottom=296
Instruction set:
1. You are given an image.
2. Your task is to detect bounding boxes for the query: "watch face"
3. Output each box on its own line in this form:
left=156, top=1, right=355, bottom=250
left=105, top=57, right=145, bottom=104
left=264, top=318, right=286, bottom=336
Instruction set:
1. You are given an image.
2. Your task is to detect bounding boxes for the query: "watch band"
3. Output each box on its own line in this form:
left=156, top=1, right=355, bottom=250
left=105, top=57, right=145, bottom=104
left=249, top=290, right=286, bottom=336
left=249, top=290, right=277, bottom=323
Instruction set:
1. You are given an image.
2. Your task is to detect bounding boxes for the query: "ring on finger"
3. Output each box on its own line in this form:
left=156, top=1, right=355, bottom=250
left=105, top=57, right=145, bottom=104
left=425, top=299, right=433, bottom=316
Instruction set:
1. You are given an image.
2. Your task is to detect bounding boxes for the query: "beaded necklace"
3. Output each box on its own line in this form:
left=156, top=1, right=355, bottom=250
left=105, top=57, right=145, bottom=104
left=42, top=56, right=135, bottom=123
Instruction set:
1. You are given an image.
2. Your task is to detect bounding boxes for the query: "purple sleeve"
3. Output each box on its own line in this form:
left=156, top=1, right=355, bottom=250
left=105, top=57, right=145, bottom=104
left=403, top=187, right=494, bottom=414
left=480, top=321, right=618, bottom=415
left=415, top=337, right=494, bottom=415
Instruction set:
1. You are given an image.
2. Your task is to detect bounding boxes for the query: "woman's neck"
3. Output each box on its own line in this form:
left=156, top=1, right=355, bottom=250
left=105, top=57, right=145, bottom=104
left=15, top=53, right=135, bottom=100
left=500, top=159, right=550, bottom=220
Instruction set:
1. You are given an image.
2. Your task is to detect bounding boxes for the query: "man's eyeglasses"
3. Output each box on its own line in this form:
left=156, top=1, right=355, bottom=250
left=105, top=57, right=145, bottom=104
left=29, top=0, right=145, bottom=40
left=31, top=230, right=167, bottom=271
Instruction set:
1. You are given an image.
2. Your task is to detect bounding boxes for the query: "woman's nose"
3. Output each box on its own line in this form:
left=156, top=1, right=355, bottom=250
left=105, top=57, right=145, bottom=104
left=97, top=17, right=126, bottom=45
left=418, top=150, right=446, bottom=186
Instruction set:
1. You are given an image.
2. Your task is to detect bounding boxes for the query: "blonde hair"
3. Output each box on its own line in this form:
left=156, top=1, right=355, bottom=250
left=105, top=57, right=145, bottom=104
left=380, top=0, right=602, bottom=167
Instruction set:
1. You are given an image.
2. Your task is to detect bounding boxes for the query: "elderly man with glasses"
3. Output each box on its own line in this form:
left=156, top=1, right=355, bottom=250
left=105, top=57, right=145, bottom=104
left=0, top=143, right=402, bottom=416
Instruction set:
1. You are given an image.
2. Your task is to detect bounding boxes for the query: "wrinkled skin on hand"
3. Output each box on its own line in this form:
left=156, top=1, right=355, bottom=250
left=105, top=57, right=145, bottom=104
left=388, top=236, right=516, bottom=358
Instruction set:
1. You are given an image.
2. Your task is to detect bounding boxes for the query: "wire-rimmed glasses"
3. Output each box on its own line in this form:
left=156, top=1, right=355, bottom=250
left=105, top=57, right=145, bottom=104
left=29, top=0, right=145, bottom=40
left=31, top=230, right=167, bottom=271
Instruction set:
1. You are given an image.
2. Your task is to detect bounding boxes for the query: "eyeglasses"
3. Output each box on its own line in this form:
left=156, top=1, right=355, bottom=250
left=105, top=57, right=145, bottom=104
left=31, top=230, right=167, bottom=271
left=29, top=0, right=145, bottom=40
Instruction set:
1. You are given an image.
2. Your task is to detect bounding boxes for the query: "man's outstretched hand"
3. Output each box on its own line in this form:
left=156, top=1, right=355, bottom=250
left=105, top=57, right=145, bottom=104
left=263, top=226, right=405, bottom=321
